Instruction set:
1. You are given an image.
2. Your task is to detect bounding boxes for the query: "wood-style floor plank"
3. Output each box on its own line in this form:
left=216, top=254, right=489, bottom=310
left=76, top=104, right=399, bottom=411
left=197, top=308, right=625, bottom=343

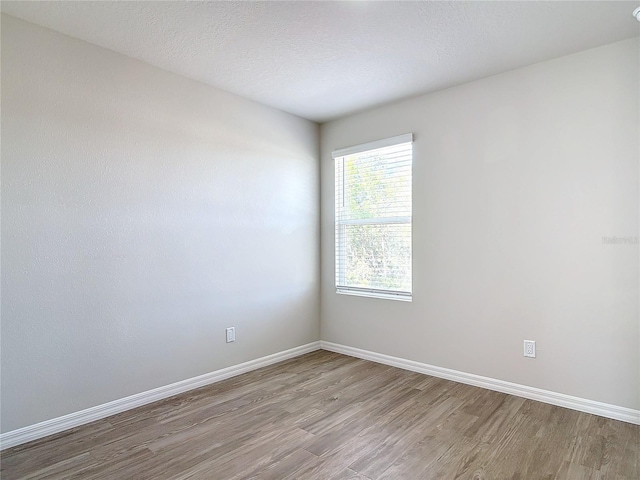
left=1, top=350, right=638, bottom=479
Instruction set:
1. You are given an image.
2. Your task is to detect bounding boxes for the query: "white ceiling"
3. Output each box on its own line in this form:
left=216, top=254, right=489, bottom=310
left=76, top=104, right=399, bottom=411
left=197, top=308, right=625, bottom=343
left=2, top=1, right=639, bottom=123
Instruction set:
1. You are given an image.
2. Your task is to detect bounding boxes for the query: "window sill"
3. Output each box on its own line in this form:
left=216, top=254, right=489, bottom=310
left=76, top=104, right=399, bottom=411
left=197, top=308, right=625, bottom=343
left=336, top=288, right=412, bottom=302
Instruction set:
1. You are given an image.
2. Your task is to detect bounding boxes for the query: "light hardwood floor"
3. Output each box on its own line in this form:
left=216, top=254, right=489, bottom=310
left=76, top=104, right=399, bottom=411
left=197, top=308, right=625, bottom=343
left=1, top=350, right=638, bottom=479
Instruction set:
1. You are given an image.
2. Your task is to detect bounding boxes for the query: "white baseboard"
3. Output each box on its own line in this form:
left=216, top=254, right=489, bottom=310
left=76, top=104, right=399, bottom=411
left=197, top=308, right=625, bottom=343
left=3, top=339, right=637, bottom=451
left=320, top=341, right=640, bottom=426
left=0, top=341, right=321, bottom=450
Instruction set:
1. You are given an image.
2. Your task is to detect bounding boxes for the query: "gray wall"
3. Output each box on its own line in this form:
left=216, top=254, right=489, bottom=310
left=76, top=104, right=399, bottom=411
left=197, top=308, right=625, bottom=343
left=320, top=38, right=640, bottom=410
left=1, top=15, right=320, bottom=433
left=2, top=14, right=638, bottom=435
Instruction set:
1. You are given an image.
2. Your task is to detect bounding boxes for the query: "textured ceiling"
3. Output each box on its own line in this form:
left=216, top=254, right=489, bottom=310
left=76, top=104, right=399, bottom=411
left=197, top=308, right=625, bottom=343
left=2, top=1, right=639, bottom=123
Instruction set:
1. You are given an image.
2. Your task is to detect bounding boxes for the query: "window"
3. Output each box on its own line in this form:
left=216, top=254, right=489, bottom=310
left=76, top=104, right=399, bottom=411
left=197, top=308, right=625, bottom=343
left=333, top=134, right=413, bottom=301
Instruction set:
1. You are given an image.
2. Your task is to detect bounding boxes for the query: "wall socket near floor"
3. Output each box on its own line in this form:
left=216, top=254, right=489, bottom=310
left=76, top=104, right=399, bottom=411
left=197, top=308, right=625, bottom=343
left=524, top=340, right=536, bottom=358
left=226, top=327, right=236, bottom=343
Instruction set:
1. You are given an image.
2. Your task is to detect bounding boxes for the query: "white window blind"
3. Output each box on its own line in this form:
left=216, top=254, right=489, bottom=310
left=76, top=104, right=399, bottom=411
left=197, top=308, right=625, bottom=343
left=333, top=134, right=413, bottom=300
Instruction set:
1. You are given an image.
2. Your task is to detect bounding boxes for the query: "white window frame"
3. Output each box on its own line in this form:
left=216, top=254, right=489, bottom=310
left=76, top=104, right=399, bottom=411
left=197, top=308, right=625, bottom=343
left=333, top=133, right=413, bottom=302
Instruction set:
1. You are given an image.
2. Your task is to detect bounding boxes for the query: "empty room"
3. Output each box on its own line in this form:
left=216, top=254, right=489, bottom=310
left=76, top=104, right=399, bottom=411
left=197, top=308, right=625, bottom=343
left=1, top=1, right=639, bottom=478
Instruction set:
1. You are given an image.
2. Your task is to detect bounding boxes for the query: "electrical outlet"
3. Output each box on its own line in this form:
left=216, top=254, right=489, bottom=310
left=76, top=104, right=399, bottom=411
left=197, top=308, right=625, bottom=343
left=524, top=340, right=536, bottom=358
left=226, top=327, right=236, bottom=343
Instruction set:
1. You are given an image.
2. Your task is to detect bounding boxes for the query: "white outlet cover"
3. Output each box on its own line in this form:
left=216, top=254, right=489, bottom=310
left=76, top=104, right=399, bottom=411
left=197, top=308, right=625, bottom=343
left=226, top=327, right=235, bottom=343
left=524, top=340, right=536, bottom=358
